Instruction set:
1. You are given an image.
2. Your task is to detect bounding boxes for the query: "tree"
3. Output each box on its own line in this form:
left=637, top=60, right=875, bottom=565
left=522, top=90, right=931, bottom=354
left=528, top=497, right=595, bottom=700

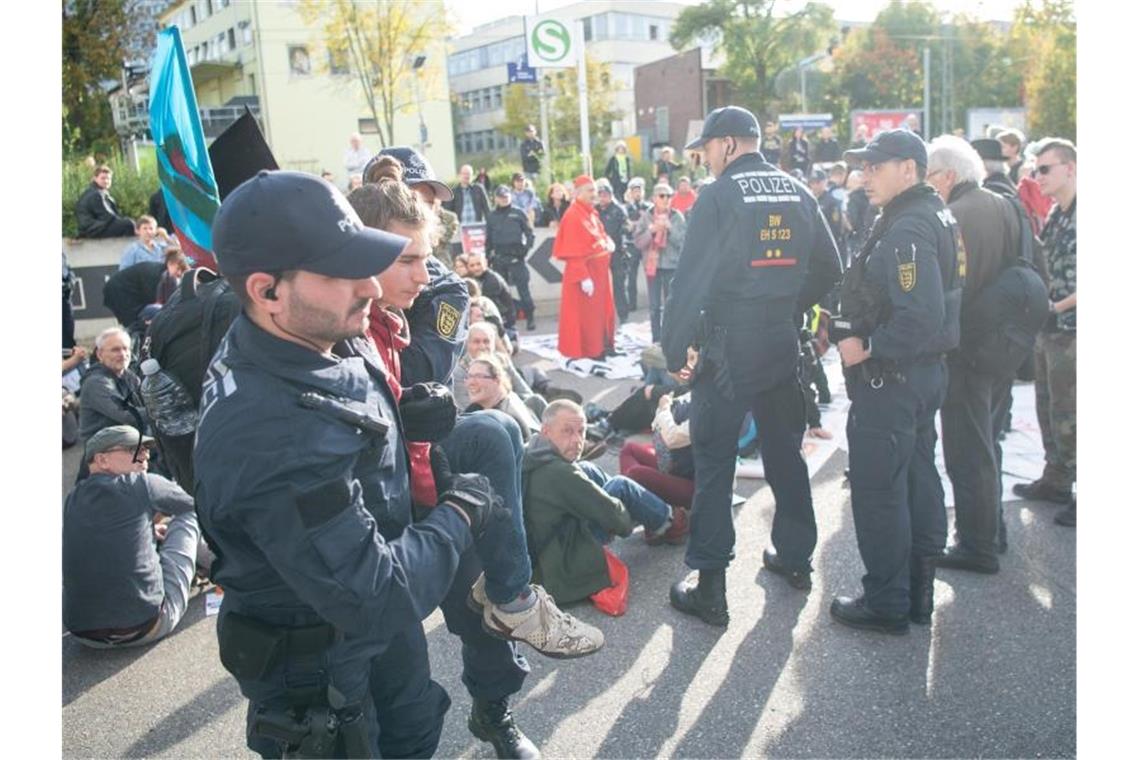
left=669, top=0, right=836, bottom=118
left=1010, top=0, right=1076, bottom=138
left=298, top=0, right=452, bottom=147
left=497, top=57, right=620, bottom=163
left=62, top=0, right=130, bottom=156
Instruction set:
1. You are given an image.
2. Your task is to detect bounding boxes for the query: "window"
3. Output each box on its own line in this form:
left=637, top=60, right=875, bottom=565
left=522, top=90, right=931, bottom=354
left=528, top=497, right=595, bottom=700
left=329, top=48, right=349, bottom=75
left=649, top=23, right=658, bottom=41
left=492, top=86, right=502, bottom=109
left=227, top=28, right=235, bottom=51
left=583, top=17, right=592, bottom=42
left=189, top=5, right=197, bottom=25
left=240, top=20, right=252, bottom=45
left=288, top=45, right=312, bottom=76
left=206, top=0, right=214, bottom=16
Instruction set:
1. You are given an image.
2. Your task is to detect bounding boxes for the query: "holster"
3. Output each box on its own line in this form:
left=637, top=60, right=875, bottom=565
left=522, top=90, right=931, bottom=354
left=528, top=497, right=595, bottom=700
left=692, top=321, right=734, bottom=401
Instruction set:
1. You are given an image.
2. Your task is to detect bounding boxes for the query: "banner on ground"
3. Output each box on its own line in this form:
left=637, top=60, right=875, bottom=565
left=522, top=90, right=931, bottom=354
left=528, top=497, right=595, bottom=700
left=149, top=26, right=221, bottom=270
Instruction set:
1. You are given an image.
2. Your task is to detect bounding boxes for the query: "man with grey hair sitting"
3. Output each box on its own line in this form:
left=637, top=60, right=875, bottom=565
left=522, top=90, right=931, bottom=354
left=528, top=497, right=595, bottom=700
left=64, top=426, right=204, bottom=647
left=78, top=326, right=149, bottom=443
left=925, top=135, right=1023, bottom=572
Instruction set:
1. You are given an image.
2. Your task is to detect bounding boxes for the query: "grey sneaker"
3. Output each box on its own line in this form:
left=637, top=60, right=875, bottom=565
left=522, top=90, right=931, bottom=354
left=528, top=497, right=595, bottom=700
left=482, top=584, right=604, bottom=659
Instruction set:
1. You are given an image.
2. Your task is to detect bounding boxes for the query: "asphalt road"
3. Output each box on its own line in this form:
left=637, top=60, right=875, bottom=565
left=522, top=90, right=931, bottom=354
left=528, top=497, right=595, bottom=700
left=61, top=307, right=1075, bottom=758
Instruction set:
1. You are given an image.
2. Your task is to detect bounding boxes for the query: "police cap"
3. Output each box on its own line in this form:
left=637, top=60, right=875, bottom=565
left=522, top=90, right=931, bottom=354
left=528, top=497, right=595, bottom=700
left=844, top=128, right=928, bottom=168
left=684, top=106, right=761, bottom=150
left=494, top=184, right=511, bottom=198
left=363, top=146, right=453, bottom=202
left=213, top=170, right=409, bottom=280
left=970, top=138, right=1004, bottom=162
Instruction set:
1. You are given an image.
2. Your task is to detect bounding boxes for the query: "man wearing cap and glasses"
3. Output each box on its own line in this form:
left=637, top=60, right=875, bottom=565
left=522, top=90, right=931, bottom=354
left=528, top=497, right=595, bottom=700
left=622, top=177, right=651, bottom=312
left=194, top=170, right=513, bottom=757
left=64, top=426, right=203, bottom=649
left=662, top=106, right=842, bottom=627
left=830, top=129, right=965, bottom=634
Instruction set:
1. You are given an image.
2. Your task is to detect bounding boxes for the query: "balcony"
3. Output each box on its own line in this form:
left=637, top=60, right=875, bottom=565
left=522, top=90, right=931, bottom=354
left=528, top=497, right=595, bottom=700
left=111, top=95, right=263, bottom=141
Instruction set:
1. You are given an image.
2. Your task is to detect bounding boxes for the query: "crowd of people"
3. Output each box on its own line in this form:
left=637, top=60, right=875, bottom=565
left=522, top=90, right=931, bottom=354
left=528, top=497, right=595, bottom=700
left=61, top=101, right=1075, bottom=756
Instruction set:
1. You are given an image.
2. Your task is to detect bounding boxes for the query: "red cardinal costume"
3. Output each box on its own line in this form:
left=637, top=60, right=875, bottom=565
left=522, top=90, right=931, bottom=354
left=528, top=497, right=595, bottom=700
left=553, top=176, right=617, bottom=359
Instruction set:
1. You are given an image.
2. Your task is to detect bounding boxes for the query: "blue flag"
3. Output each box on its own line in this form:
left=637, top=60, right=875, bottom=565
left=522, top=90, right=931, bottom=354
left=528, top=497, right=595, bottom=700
left=149, top=26, right=220, bottom=270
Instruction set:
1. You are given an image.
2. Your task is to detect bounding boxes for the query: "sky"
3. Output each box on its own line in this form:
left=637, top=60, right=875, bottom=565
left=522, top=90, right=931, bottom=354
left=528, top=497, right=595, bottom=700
left=449, top=0, right=1028, bottom=37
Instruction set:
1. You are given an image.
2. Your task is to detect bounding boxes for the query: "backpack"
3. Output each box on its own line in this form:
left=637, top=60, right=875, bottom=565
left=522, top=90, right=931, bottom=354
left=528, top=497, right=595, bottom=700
left=960, top=198, right=1050, bottom=379
left=143, top=268, right=241, bottom=491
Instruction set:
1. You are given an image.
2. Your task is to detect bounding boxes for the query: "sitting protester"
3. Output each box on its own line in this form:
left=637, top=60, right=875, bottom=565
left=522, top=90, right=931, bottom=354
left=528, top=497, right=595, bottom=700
left=464, top=353, right=542, bottom=441
left=522, top=400, right=690, bottom=604
left=63, top=426, right=204, bottom=647
left=619, top=391, right=696, bottom=509
left=119, top=215, right=173, bottom=270
left=78, top=327, right=149, bottom=442
left=155, top=248, right=191, bottom=305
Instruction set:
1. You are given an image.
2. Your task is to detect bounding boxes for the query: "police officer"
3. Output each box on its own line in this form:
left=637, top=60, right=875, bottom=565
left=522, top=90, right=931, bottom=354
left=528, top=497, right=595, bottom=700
left=486, top=184, right=537, bottom=330
left=364, top=146, right=471, bottom=386
left=194, top=170, right=505, bottom=757
left=594, top=179, right=631, bottom=322
left=663, top=106, right=843, bottom=626
left=831, top=129, right=964, bottom=634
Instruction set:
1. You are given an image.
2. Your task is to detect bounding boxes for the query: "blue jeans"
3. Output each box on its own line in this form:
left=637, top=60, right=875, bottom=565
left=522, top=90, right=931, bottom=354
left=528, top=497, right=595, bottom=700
left=577, top=461, right=671, bottom=540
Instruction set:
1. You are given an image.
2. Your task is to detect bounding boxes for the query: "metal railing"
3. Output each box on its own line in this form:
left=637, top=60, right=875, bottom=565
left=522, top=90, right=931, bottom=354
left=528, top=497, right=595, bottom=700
left=112, top=98, right=262, bottom=139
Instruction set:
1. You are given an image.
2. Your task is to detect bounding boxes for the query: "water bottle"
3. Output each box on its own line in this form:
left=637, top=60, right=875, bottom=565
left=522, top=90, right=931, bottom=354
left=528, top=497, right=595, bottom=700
left=139, top=359, right=198, bottom=436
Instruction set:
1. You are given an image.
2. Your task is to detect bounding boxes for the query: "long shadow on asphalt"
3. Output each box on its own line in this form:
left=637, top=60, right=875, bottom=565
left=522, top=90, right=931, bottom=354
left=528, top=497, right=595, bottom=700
left=62, top=586, right=213, bottom=707
left=118, top=676, right=244, bottom=758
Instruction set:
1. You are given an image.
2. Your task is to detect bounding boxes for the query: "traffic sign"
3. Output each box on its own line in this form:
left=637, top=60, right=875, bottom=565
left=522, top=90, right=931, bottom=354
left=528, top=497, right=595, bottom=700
left=525, top=16, right=576, bottom=68
left=508, top=62, right=537, bottom=83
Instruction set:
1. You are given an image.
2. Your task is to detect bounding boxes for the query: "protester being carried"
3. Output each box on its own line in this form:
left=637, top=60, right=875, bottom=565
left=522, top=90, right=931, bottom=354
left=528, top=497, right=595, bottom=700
left=64, top=426, right=204, bottom=648
left=523, top=401, right=690, bottom=604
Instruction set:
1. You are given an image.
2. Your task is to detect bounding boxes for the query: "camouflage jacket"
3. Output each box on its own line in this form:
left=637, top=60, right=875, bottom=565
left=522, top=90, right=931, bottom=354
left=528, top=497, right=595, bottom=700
left=1040, top=197, right=1076, bottom=332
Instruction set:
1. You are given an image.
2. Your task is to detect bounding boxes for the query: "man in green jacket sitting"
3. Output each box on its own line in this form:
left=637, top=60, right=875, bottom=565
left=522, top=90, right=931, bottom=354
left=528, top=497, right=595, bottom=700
left=521, top=400, right=690, bottom=603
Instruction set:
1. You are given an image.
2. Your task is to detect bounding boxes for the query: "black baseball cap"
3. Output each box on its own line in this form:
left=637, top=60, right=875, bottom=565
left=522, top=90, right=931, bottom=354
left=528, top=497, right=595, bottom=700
left=494, top=184, right=511, bottom=198
left=212, top=170, right=409, bottom=279
left=970, top=138, right=1004, bottom=162
left=362, top=146, right=453, bottom=202
left=844, top=129, right=928, bottom=168
left=684, top=106, right=761, bottom=150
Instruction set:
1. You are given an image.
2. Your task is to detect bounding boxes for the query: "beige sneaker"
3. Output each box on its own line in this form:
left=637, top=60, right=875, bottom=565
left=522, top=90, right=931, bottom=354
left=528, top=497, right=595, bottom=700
left=467, top=572, right=489, bottom=613
left=481, top=583, right=605, bottom=659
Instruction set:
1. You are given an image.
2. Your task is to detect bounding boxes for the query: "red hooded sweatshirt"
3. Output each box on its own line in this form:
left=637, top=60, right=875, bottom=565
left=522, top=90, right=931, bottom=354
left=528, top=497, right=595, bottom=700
left=367, top=303, right=438, bottom=508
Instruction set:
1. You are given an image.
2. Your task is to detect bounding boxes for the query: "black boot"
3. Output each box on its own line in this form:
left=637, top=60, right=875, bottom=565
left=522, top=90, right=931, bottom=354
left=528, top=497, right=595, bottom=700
left=670, top=569, right=729, bottom=627
left=469, top=698, right=541, bottom=759
left=909, top=554, right=937, bottom=625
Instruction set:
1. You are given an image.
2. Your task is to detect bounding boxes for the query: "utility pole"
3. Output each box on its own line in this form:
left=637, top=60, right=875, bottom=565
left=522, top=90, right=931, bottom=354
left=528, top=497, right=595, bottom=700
left=923, top=46, right=931, bottom=140
left=576, top=19, right=591, bottom=175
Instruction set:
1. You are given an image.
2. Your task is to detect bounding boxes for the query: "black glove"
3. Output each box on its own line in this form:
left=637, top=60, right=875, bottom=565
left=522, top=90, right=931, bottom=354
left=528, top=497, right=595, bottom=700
left=429, top=444, right=454, bottom=493
left=439, top=473, right=503, bottom=538
left=399, top=382, right=457, bottom=442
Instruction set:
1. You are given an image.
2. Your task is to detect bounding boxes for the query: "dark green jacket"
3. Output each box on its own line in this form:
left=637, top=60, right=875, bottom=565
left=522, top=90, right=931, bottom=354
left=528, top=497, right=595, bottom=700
left=521, top=435, right=632, bottom=603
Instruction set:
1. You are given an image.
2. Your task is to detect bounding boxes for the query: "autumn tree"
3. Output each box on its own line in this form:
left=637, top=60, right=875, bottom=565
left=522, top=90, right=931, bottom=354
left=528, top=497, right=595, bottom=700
left=298, top=0, right=452, bottom=147
left=669, top=0, right=836, bottom=118
left=62, top=0, right=130, bottom=155
left=1010, top=0, right=1076, bottom=138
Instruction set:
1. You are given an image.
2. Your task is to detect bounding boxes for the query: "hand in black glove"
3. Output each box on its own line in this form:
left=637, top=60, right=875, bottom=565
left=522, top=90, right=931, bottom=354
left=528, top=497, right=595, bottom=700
left=429, top=444, right=454, bottom=494
left=439, top=473, right=504, bottom=539
left=399, top=382, right=457, bottom=442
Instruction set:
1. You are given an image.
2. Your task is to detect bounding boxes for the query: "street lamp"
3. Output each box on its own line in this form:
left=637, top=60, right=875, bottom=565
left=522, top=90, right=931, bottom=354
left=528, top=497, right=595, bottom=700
left=411, top=53, right=428, bottom=152
left=797, top=52, right=828, bottom=113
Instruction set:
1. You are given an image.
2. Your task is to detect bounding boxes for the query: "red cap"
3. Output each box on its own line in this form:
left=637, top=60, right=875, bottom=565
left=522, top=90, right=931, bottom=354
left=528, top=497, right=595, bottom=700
left=572, top=174, right=594, bottom=188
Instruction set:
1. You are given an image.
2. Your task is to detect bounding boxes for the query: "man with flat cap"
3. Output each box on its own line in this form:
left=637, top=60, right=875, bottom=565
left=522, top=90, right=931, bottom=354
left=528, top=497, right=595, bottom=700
left=64, top=425, right=203, bottom=648
left=830, top=129, right=965, bottom=634
left=194, top=170, right=511, bottom=757
left=972, top=137, right=1018, bottom=198
left=663, top=105, right=842, bottom=626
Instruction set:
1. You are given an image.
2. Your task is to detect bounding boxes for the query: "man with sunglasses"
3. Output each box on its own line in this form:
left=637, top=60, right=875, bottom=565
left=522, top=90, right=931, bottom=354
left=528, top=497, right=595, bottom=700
left=64, top=426, right=202, bottom=648
left=830, top=129, right=965, bottom=634
left=663, top=106, right=842, bottom=626
left=1013, top=139, right=1077, bottom=527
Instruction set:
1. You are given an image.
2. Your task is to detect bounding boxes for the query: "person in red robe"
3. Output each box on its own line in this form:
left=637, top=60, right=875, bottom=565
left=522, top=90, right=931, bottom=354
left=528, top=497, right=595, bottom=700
left=553, top=175, right=617, bottom=359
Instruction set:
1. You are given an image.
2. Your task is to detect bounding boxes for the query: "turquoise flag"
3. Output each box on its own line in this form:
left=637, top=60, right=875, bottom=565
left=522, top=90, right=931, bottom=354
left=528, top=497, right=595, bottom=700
left=149, top=26, right=220, bottom=270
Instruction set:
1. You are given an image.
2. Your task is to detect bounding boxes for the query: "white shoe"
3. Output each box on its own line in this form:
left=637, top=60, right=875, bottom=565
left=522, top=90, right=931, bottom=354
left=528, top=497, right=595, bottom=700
left=479, top=582, right=605, bottom=659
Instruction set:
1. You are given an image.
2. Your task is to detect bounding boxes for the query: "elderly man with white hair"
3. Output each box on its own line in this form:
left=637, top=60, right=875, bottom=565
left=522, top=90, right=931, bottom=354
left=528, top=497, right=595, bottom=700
left=343, top=132, right=371, bottom=181
left=925, top=135, right=1024, bottom=573
left=78, top=326, right=150, bottom=442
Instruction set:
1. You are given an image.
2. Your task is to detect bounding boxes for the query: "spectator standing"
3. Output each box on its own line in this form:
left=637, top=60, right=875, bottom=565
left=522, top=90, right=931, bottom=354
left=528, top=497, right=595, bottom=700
left=669, top=176, right=697, bottom=216
left=849, top=123, right=870, bottom=151
left=997, top=128, right=1026, bottom=181
left=486, top=185, right=537, bottom=330
left=655, top=146, right=682, bottom=186
left=64, top=426, right=202, bottom=648
left=595, top=179, right=631, bottom=322
left=844, top=169, right=874, bottom=266
left=552, top=176, right=617, bottom=359
left=761, top=121, right=783, bottom=165
left=445, top=164, right=490, bottom=224
left=972, top=138, right=1018, bottom=198
left=78, top=327, right=149, bottom=442
left=1013, top=139, right=1077, bottom=527
left=790, top=126, right=812, bottom=175
left=475, top=167, right=493, bottom=195
left=522, top=401, right=689, bottom=604
left=343, top=132, right=371, bottom=180
left=538, top=182, right=570, bottom=228
left=925, top=135, right=1022, bottom=572
left=63, top=251, right=77, bottom=350
left=508, top=172, right=541, bottom=224
left=814, top=125, right=842, bottom=163
left=75, top=164, right=135, bottom=238
left=633, top=183, right=686, bottom=343
left=622, top=177, right=651, bottom=312
left=119, top=215, right=172, bottom=269
left=520, top=124, right=545, bottom=180
left=604, top=141, right=633, bottom=201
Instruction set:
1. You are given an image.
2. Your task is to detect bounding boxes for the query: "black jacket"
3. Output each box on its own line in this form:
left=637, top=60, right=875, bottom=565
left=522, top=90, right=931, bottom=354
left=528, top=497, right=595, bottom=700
left=76, top=183, right=131, bottom=238
left=596, top=201, right=628, bottom=253
left=520, top=138, right=545, bottom=174
left=445, top=183, right=490, bottom=223
left=486, top=205, right=534, bottom=259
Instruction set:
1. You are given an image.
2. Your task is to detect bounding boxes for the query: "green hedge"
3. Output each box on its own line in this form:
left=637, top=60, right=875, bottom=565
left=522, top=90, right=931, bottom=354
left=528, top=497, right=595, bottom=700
left=63, top=149, right=158, bottom=238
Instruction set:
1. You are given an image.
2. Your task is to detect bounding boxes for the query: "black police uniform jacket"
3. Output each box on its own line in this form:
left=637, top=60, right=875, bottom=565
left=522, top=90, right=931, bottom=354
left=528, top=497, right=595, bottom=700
left=841, top=183, right=964, bottom=362
left=402, top=256, right=470, bottom=386
left=486, top=205, right=535, bottom=260
left=662, top=152, right=843, bottom=396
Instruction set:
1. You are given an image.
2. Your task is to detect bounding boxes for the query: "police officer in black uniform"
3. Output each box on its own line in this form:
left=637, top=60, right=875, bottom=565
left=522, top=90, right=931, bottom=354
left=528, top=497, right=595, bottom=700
left=663, top=106, right=843, bottom=626
left=486, top=184, right=537, bottom=330
left=595, top=179, right=631, bottom=321
left=195, top=171, right=505, bottom=757
left=830, top=129, right=964, bottom=634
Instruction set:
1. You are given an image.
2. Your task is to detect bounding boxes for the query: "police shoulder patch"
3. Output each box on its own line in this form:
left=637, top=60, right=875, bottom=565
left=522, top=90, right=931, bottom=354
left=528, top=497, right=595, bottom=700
left=436, top=301, right=461, bottom=339
left=898, top=262, right=917, bottom=292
